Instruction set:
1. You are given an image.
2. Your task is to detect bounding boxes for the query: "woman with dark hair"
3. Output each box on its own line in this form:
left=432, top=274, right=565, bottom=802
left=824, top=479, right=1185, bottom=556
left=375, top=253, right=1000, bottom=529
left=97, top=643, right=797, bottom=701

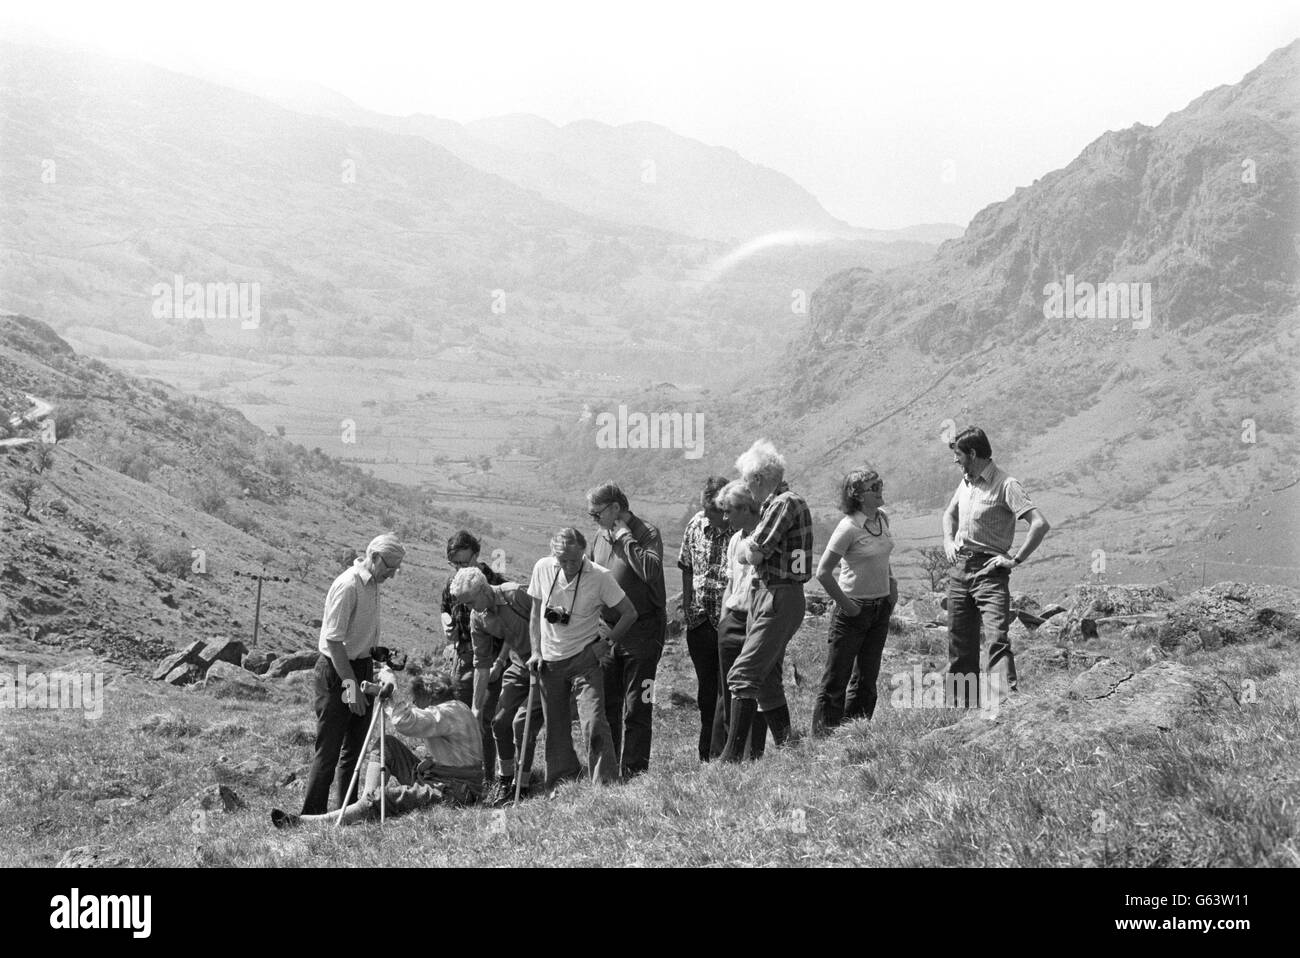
left=811, top=469, right=897, bottom=736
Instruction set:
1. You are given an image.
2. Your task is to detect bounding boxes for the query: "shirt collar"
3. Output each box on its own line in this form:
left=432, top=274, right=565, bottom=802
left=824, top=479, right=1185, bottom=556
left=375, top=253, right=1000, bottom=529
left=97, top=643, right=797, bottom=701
left=353, top=558, right=374, bottom=584
left=964, top=461, right=996, bottom=486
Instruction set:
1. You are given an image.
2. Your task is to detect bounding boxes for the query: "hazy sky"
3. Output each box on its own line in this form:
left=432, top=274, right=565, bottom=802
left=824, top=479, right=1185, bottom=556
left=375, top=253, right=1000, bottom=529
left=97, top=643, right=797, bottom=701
left=5, top=0, right=1299, bottom=229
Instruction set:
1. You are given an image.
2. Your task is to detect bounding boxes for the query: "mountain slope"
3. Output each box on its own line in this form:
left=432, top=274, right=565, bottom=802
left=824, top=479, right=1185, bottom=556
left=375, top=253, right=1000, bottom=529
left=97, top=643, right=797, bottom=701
left=0, top=313, right=490, bottom=666
left=0, top=40, right=939, bottom=375
left=529, top=41, right=1300, bottom=594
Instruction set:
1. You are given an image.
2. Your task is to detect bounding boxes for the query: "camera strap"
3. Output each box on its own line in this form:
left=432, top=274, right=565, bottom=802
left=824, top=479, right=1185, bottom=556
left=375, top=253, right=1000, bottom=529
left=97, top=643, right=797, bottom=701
left=545, top=562, right=582, bottom=615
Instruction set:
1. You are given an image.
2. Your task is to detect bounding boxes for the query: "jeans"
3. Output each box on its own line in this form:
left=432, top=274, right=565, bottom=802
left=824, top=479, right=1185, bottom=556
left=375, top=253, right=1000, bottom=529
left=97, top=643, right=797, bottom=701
left=539, top=641, right=617, bottom=788
left=729, top=580, right=804, bottom=709
left=603, top=615, right=664, bottom=779
left=946, top=556, right=1017, bottom=705
left=685, top=618, right=720, bottom=761
left=301, top=654, right=374, bottom=815
left=492, top=661, right=544, bottom=779
left=812, top=597, right=892, bottom=731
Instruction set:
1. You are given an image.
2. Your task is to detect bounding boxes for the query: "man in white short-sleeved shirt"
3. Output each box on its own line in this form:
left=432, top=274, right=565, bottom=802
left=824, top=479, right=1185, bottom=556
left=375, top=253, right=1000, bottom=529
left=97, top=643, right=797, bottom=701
left=525, top=528, right=638, bottom=788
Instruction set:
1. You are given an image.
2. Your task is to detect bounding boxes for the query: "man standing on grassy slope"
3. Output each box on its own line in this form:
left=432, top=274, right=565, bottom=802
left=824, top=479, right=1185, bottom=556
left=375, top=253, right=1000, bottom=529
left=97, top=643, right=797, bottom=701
left=273, top=667, right=483, bottom=828
left=587, top=482, right=667, bottom=779
left=527, top=527, right=638, bottom=789
left=451, top=566, right=544, bottom=803
left=942, top=427, right=1051, bottom=706
left=301, top=533, right=404, bottom=816
left=678, top=475, right=732, bottom=761
left=721, top=440, right=813, bottom=762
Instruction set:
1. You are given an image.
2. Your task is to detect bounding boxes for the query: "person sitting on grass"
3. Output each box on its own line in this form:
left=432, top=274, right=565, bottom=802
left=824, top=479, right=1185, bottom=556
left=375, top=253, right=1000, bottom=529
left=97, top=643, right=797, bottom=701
left=271, top=668, right=483, bottom=828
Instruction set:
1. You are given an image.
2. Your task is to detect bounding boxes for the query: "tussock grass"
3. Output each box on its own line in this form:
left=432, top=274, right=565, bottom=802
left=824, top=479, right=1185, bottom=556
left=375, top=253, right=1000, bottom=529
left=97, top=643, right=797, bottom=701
left=2, top=625, right=1297, bottom=867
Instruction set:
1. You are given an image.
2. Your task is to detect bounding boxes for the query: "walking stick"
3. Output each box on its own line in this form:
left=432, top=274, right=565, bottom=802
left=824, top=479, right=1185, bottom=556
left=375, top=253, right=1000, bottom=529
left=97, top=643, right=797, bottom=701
left=336, top=681, right=392, bottom=828
left=336, top=699, right=381, bottom=829
left=514, top=667, right=539, bottom=807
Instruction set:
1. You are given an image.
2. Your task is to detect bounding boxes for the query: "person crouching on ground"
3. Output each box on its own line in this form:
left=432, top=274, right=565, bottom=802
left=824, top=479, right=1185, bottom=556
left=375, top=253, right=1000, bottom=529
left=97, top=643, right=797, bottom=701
left=272, top=667, right=483, bottom=828
left=812, top=469, right=897, bottom=736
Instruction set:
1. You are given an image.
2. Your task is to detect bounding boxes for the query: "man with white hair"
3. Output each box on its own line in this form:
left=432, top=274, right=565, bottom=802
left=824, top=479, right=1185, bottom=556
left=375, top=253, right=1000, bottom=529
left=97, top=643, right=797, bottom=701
left=721, top=441, right=813, bottom=762
left=301, top=532, right=405, bottom=815
left=450, top=566, right=544, bottom=801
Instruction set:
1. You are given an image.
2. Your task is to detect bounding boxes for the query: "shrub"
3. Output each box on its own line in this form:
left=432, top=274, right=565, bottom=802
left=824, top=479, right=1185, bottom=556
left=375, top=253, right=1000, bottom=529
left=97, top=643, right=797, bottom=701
left=151, top=542, right=192, bottom=579
left=197, top=488, right=228, bottom=516
left=54, top=401, right=90, bottom=440
left=28, top=443, right=55, bottom=475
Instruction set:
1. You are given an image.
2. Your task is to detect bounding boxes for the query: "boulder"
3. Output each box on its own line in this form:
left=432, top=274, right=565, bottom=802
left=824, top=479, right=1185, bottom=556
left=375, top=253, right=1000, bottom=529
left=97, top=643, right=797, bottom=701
left=163, top=663, right=202, bottom=686
left=152, top=640, right=206, bottom=680
left=57, top=845, right=131, bottom=868
left=242, top=650, right=277, bottom=675
left=1040, top=604, right=1068, bottom=620
left=1091, top=612, right=1167, bottom=638
left=1257, top=608, right=1300, bottom=641
left=1067, top=659, right=1134, bottom=700
left=202, top=661, right=270, bottom=699
left=198, top=638, right=249, bottom=669
left=922, top=661, right=1233, bottom=750
left=266, top=651, right=318, bottom=679
left=1010, top=592, right=1041, bottom=614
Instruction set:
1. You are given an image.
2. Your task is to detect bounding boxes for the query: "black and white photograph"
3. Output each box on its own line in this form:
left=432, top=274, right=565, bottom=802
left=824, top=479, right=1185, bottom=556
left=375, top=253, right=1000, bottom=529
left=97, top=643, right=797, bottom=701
left=0, top=0, right=1297, bottom=919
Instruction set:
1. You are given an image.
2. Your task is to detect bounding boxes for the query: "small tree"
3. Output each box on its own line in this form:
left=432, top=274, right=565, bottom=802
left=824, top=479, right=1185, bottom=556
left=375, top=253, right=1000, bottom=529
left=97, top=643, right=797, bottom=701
left=8, top=476, right=40, bottom=517
left=28, top=443, right=55, bottom=475
left=292, top=553, right=316, bottom=583
left=919, top=546, right=951, bottom=592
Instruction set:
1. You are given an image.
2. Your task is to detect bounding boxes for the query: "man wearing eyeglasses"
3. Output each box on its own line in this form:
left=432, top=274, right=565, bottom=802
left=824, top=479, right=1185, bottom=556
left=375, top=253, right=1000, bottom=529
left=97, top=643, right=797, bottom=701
left=586, top=482, right=667, bottom=780
left=526, top=528, right=638, bottom=789
left=943, top=427, right=1051, bottom=706
left=301, top=533, right=404, bottom=816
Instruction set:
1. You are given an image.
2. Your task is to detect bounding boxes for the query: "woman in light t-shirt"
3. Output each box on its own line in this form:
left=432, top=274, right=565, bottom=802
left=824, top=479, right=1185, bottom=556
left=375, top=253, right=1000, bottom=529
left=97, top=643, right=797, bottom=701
left=812, top=469, right=897, bottom=735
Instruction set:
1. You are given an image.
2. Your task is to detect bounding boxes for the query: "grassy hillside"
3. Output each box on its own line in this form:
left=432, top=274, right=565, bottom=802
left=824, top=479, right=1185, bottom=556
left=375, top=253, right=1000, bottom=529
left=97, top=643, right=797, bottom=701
left=3, top=580, right=1296, bottom=867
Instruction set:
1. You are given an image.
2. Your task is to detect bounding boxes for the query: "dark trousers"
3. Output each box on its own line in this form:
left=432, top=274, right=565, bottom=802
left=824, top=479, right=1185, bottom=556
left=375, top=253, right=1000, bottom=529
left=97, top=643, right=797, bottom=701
left=685, top=619, right=720, bottom=761
left=492, top=661, right=544, bottom=779
left=603, top=616, right=664, bottom=779
left=813, top=598, right=892, bottom=731
left=301, top=654, right=374, bottom=815
left=538, top=641, right=617, bottom=788
left=478, top=674, right=502, bottom=781
left=947, top=557, right=1017, bottom=706
left=711, top=606, right=766, bottom=758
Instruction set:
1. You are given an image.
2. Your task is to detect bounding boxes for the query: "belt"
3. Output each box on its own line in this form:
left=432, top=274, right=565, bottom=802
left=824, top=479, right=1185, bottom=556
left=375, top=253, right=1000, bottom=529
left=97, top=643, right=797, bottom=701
left=955, top=550, right=999, bottom=561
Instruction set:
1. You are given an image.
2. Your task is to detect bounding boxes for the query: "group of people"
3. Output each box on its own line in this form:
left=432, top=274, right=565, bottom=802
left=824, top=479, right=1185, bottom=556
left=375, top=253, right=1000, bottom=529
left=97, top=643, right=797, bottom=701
left=271, top=427, right=1051, bottom=828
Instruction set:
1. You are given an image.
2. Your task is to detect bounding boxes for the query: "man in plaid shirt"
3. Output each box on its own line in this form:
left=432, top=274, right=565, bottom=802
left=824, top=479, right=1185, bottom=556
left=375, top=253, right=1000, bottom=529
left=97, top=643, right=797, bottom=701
left=721, top=440, right=813, bottom=762
left=677, top=476, right=732, bottom=761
